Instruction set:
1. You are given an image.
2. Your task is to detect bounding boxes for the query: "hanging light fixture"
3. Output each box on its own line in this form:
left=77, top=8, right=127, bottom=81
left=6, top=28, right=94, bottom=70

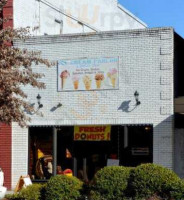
left=134, top=91, right=141, bottom=106
left=37, top=94, right=43, bottom=108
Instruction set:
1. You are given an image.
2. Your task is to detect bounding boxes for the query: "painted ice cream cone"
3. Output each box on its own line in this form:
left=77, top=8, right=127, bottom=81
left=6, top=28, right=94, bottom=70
left=60, top=70, right=70, bottom=90
left=96, top=80, right=101, bottom=89
left=95, top=73, right=104, bottom=89
left=72, top=75, right=80, bottom=90
left=74, top=80, right=79, bottom=90
left=83, top=75, right=92, bottom=90
left=85, top=82, right=91, bottom=90
left=61, top=77, right=67, bottom=89
left=107, top=68, right=117, bottom=88
left=110, top=77, right=116, bottom=88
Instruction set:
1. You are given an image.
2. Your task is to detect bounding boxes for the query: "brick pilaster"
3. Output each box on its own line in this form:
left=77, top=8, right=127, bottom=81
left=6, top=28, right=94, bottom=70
left=0, top=124, right=12, bottom=189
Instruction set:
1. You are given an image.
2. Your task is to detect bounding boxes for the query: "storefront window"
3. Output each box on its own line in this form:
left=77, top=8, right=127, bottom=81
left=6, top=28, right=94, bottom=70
left=57, top=127, right=73, bottom=175
left=29, top=127, right=53, bottom=180
left=121, top=126, right=153, bottom=166
left=29, top=125, right=153, bottom=182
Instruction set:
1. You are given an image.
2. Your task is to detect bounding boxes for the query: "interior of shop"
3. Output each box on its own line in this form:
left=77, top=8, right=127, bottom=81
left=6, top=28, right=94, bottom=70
left=29, top=125, right=153, bottom=182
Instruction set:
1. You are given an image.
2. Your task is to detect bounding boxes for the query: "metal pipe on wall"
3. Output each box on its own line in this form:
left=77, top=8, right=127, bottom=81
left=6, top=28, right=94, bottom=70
left=53, top=127, right=57, bottom=176
left=124, top=126, right=128, bottom=148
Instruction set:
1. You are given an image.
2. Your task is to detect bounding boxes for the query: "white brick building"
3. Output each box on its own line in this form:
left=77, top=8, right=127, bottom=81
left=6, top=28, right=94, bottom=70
left=1, top=0, right=149, bottom=190
left=9, top=27, right=184, bottom=189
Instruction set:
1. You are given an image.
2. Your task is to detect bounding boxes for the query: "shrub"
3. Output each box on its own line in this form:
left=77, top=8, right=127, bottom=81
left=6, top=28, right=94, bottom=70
left=45, top=175, right=83, bottom=200
left=20, top=183, right=45, bottom=200
left=164, top=178, right=184, bottom=200
left=90, top=166, right=131, bottom=200
left=5, top=184, right=45, bottom=200
left=5, top=193, right=24, bottom=200
left=130, top=163, right=184, bottom=200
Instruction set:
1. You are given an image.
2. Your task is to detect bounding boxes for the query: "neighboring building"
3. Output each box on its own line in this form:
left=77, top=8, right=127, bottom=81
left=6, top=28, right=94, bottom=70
left=4, top=27, right=181, bottom=189
left=5, top=0, right=147, bottom=35
left=0, top=0, right=147, bottom=189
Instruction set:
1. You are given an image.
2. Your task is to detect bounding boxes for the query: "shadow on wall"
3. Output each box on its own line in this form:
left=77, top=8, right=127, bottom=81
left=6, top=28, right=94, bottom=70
left=174, top=126, right=184, bottom=178
left=118, top=100, right=137, bottom=112
left=152, top=115, right=174, bottom=172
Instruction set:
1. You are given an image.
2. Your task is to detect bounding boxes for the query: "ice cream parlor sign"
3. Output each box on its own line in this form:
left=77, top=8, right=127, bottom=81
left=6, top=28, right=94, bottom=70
left=58, top=57, right=119, bottom=91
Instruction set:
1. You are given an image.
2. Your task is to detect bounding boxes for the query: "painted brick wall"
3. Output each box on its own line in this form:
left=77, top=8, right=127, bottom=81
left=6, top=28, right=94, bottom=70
left=11, top=123, right=28, bottom=189
left=3, top=0, right=13, bottom=28
left=12, top=27, right=174, bottom=188
left=0, top=124, right=11, bottom=189
left=0, top=1, right=13, bottom=190
left=0, top=0, right=13, bottom=190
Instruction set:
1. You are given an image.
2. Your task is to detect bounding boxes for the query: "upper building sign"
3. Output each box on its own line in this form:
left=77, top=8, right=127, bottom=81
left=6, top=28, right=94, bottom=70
left=58, top=57, right=119, bottom=91
left=13, top=0, right=146, bottom=35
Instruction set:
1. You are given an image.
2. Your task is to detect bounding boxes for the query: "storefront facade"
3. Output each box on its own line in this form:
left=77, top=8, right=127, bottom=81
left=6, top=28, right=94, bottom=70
left=0, top=0, right=147, bottom=190
left=10, top=27, right=176, bottom=189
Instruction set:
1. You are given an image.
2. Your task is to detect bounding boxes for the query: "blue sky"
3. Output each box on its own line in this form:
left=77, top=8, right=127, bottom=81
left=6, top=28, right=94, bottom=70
left=120, top=0, right=184, bottom=38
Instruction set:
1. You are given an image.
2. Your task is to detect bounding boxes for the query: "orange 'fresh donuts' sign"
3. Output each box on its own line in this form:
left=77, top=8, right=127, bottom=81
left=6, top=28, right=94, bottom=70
left=74, top=125, right=111, bottom=141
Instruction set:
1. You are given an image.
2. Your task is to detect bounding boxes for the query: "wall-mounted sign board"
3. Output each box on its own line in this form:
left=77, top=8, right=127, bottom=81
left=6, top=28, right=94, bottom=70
left=58, top=57, right=119, bottom=91
left=131, top=147, right=149, bottom=156
left=107, top=159, right=120, bottom=166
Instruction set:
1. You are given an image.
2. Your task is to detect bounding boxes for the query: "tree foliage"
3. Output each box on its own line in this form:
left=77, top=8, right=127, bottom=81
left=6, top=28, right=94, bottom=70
left=0, top=0, right=51, bottom=127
